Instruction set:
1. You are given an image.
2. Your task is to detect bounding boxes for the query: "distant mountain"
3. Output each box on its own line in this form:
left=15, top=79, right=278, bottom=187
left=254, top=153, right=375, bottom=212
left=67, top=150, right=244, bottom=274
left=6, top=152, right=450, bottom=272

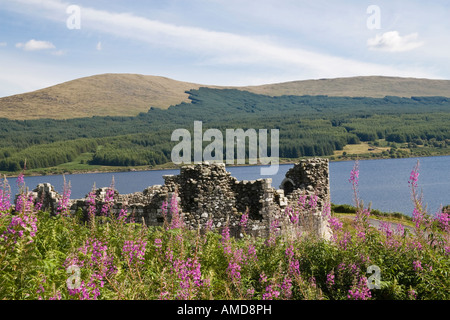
left=1, top=73, right=450, bottom=120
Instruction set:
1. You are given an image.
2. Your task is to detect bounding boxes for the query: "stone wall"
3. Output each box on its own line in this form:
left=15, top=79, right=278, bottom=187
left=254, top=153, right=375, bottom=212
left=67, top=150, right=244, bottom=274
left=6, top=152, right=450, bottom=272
left=21, top=158, right=332, bottom=240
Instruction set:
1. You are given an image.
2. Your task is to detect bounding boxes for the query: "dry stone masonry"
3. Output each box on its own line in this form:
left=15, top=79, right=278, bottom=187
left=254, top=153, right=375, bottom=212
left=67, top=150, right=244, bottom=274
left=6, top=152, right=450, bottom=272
left=23, top=158, right=332, bottom=240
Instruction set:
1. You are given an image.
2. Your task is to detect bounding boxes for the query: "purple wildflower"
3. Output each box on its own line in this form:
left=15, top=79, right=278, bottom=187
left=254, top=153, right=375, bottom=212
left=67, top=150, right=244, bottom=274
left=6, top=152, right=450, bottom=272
left=65, top=237, right=116, bottom=300
left=239, top=210, right=249, bottom=232
left=171, top=257, right=209, bottom=299
left=85, top=185, right=96, bottom=216
left=413, top=260, right=423, bottom=272
left=0, top=176, right=11, bottom=213
left=168, top=192, right=184, bottom=230
left=408, top=288, right=417, bottom=300
left=435, top=209, right=450, bottom=233
left=122, top=239, right=147, bottom=266
left=286, top=206, right=299, bottom=224
left=408, top=161, right=420, bottom=188
left=347, top=276, right=372, bottom=300
left=247, top=243, right=258, bottom=263
left=56, top=177, right=71, bottom=216
left=101, top=187, right=115, bottom=216
left=349, top=160, right=359, bottom=186
left=326, top=272, right=335, bottom=288
left=16, top=172, right=25, bottom=189
left=205, top=217, right=214, bottom=232
left=266, top=219, right=280, bottom=246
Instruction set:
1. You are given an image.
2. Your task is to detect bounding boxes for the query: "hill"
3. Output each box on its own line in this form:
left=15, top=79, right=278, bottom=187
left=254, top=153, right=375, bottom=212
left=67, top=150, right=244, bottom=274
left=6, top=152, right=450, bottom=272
left=1, top=74, right=450, bottom=120
left=240, top=76, right=450, bottom=98
left=0, top=74, right=208, bottom=120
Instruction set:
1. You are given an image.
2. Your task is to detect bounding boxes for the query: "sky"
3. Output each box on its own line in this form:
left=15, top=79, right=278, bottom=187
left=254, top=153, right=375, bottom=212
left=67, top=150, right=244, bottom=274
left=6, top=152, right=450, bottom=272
left=0, top=0, right=449, bottom=97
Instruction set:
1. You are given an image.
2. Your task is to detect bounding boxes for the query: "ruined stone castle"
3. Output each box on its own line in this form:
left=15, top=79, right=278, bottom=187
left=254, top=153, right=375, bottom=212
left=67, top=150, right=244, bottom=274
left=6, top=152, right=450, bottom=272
left=25, top=158, right=332, bottom=240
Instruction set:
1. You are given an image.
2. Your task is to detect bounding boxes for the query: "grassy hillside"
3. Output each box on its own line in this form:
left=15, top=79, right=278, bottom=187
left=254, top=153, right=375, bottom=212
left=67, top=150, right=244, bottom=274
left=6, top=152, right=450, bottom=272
left=0, top=74, right=209, bottom=120
left=240, top=76, right=450, bottom=98
left=1, top=74, right=450, bottom=120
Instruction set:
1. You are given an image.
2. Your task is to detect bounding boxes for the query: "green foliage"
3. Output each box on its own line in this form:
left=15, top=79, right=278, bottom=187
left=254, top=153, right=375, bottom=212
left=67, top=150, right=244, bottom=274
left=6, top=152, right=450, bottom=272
left=2, top=90, right=450, bottom=172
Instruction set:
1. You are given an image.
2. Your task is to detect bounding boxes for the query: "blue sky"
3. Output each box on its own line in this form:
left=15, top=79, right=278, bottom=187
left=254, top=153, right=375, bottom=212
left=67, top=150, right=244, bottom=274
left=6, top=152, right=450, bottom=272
left=0, top=0, right=449, bottom=97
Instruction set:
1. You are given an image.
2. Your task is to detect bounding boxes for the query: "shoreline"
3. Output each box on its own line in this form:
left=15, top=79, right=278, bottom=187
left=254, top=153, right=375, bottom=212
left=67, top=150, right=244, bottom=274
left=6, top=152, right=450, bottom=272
left=3, top=153, right=450, bottom=179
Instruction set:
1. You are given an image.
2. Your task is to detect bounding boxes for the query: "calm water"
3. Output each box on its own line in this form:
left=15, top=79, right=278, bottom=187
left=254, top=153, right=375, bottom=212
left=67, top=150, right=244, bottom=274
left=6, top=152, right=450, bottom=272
left=6, top=156, right=450, bottom=216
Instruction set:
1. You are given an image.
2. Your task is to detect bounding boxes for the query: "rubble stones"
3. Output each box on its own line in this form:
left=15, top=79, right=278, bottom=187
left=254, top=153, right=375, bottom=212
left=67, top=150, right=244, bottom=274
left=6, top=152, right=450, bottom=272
left=22, top=158, right=331, bottom=240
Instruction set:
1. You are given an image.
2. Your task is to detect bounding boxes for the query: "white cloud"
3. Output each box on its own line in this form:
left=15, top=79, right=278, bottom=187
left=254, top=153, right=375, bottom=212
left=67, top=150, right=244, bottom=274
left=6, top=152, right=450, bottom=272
left=96, top=41, right=102, bottom=51
left=367, top=31, right=424, bottom=52
left=16, top=39, right=56, bottom=51
left=51, top=49, right=66, bottom=56
left=1, top=0, right=443, bottom=88
left=0, top=42, right=7, bottom=47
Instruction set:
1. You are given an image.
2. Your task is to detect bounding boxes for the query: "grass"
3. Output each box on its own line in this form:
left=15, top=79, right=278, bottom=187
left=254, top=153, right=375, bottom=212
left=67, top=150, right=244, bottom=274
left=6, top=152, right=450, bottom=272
left=1, top=160, right=449, bottom=300
left=333, top=142, right=390, bottom=157
left=332, top=204, right=414, bottom=227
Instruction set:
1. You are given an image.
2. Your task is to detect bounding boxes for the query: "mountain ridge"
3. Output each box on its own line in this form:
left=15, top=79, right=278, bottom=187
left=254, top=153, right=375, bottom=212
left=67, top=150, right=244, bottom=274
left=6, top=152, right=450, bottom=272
left=1, top=73, right=450, bottom=120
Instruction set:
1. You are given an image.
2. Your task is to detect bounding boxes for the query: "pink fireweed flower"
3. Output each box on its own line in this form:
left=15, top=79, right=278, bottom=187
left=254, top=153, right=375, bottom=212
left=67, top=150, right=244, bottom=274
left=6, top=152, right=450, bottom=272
left=2, top=203, right=38, bottom=244
left=286, top=206, right=299, bottom=224
left=154, top=238, right=162, bottom=248
left=445, top=246, right=450, bottom=256
left=224, top=244, right=246, bottom=286
left=205, top=217, right=214, bottom=232
left=86, top=188, right=97, bottom=220
left=435, top=209, right=450, bottom=233
left=65, top=237, right=116, bottom=300
left=349, top=160, right=363, bottom=209
left=297, top=194, right=307, bottom=211
left=308, top=194, right=318, bottom=210
left=56, top=178, right=71, bottom=216
left=412, top=207, right=425, bottom=229
left=322, top=202, right=332, bottom=219
left=239, top=210, right=249, bottom=232
left=288, top=259, right=301, bottom=277
left=77, top=238, right=116, bottom=276
left=168, top=192, right=184, bottom=230
left=171, top=257, right=209, bottom=299
left=100, top=187, right=115, bottom=216
left=408, top=289, right=417, bottom=300
left=247, top=244, right=258, bottom=263
left=413, top=260, right=423, bottom=272
left=259, top=272, right=268, bottom=284
left=16, top=172, right=25, bottom=189
left=379, top=221, right=393, bottom=238
left=246, top=288, right=255, bottom=299
left=285, top=244, right=295, bottom=260
left=349, top=160, right=359, bottom=186
left=221, top=222, right=232, bottom=255
left=0, top=176, right=11, bottom=213
left=408, top=162, right=420, bottom=188
left=347, top=276, right=372, bottom=300
left=339, top=232, right=352, bottom=250
left=154, top=238, right=163, bottom=255
left=281, top=278, right=293, bottom=299
left=262, top=285, right=281, bottom=300
left=122, top=239, right=147, bottom=266
left=328, top=216, right=343, bottom=231
left=266, top=219, right=280, bottom=246
left=117, top=207, right=128, bottom=222
left=408, top=240, right=423, bottom=252
left=356, top=231, right=366, bottom=241
left=326, top=272, right=335, bottom=288
left=227, top=261, right=242, bottom=285
left=14, top=192, right=34, bottom=214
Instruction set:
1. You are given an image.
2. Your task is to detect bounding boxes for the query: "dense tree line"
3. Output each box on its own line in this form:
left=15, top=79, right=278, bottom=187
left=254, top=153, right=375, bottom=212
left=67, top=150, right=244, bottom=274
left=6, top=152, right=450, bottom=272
left=0, top=139, right=98, bottom=171
left=0, top=89, right=449, bottom=171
